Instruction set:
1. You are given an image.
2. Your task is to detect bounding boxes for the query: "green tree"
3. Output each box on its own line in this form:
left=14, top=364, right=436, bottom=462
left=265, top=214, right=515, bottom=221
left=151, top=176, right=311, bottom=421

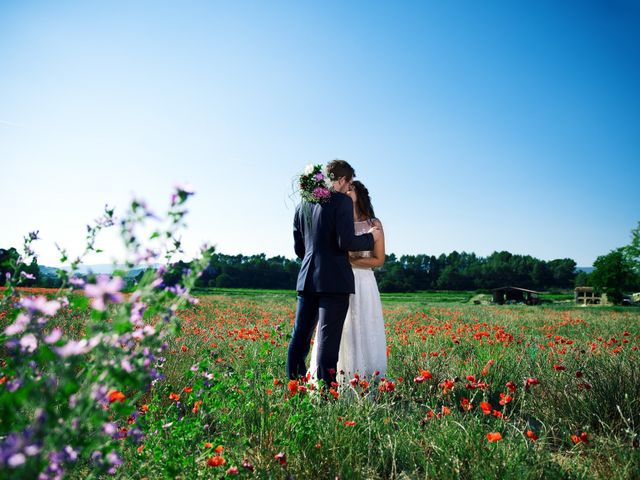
left=622, top=221, right=640, bottom=273
left=532, top=262, right=553, bottom=290
left=574, top=270, right=590, bottom=287
left=590, top=248, right=639, bottom=304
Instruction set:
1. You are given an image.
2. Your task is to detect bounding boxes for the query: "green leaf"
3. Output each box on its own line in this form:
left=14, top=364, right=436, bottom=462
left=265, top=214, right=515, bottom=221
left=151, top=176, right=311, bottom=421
left=71, top=295, right=90, bottom=310
left=113, top=315, right=133, bottom=334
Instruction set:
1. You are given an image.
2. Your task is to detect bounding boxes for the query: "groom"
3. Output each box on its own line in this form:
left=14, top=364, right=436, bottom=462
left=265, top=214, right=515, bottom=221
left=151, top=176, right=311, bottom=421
left=287, top=159, right=381, bottom=389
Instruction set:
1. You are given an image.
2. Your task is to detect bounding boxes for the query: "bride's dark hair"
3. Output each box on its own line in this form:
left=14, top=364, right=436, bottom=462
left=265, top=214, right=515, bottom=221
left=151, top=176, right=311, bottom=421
left=351, top=180, right=376, bottom=221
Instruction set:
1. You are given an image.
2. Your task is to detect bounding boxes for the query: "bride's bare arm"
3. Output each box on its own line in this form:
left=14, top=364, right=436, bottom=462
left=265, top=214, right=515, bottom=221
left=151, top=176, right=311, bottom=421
left=350, top=219, right=385, bottom=268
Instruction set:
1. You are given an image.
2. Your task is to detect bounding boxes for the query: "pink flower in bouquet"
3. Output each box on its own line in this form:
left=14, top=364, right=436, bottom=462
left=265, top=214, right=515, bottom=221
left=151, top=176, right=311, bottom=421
left=312, top=187, right=330, bottom=200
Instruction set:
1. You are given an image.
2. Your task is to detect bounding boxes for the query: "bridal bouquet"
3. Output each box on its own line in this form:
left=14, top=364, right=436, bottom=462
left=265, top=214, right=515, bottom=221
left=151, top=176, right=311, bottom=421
left=299, top=164, right=332, bottom=203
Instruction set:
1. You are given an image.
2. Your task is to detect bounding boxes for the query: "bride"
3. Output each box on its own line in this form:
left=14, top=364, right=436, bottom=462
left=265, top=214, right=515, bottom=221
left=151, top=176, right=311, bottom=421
left=309, top=180, right=387, bottom=387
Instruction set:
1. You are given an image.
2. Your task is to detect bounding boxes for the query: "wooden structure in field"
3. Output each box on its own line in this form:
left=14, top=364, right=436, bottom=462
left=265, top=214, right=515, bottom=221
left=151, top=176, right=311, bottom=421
left=574, top=287, right=601, bottom=305
left=492, top=286, right=541, bottom=305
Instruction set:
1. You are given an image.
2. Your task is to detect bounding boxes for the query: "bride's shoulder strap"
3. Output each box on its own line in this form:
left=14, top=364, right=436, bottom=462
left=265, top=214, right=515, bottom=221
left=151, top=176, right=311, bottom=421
left=370, top=217, right=383, bottom=228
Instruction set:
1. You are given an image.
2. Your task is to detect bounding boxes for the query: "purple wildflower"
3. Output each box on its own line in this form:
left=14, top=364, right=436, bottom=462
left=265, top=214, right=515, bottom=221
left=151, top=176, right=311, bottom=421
left=6, top=379, right=22, bottom=392
left=64, top=446, right=78, bottom=462
left=106, top=451, right=122, bottom=466
left=69, top=276, right=85, bottom=287
left=19, top=334, right=37, bottom=353
left=8, top=453, right=26, bottom=467
left=120, top=358, right=133, bottom=373
left=103, top=423, right=117, bottom=436
left=20, top=296, right=61, bottom=316
left=25, top=445, right=41, bottom=456
left=4, top=313, right=30, bottom=335
left=55, top=335, right=102, bottom=358
left=44, top=328, right=63, bottom=344
left=84, top=276, right=124, bottom=311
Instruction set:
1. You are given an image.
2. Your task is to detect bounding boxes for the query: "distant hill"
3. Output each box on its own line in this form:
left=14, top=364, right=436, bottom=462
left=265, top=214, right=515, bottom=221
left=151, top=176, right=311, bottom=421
left=39, top=264, right=159, bottom=278
left=576, top=267, right=594, bottom=273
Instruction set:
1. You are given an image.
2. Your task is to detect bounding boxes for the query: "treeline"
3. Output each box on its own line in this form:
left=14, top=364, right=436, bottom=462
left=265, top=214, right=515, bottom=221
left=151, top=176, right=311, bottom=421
left=163, top=250, right=577, bottom=292
left=1, top=247, right=579, bottom=293
left=374, top=251, right=576, bottom=292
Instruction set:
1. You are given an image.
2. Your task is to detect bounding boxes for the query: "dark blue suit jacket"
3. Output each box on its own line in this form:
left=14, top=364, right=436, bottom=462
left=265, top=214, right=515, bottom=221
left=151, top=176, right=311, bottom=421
left=293, top=192, right=374, bottom=294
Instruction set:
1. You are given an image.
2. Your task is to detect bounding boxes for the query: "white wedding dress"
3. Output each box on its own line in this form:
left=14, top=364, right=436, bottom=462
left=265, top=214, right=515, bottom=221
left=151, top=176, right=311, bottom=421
left=308, top=220, right=387, bottom=386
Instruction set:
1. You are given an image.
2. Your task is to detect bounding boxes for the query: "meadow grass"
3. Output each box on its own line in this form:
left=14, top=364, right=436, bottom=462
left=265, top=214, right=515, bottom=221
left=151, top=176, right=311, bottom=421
left=109, top=291, right=640, bottom=479
left=3, top=287, right=638, bottom=478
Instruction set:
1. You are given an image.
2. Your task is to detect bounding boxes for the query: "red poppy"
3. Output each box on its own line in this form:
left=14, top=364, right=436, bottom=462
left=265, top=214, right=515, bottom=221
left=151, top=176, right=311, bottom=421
left=571, top=432, right=589, bottom=444
left=526, top=430, right=538, bottom=441
left=379, top=380, right=395, bottom=392
left=414, top=369, right=433, bottom=383
left=108, top=390, right=126, bottom=403
left=287, top=380, right=299, bottom=396
left=486, top=432, right=503, bottom=442
left=499, top=393, right=513, bottom=405
left=460, top=397, right=472, bottom=411
left=207, top=456, right=225, bottom=467
left=183, top=386, right=193, bottom=393
left=525, top=377, right=539, bottom=390
left=274, top=452, right=286, bottom=465
left=169, top=392, right=181, bottom=402
left=192, top=400, right=202, bottom=413
left=344, top=420, right=356, bottom=426
left=481, top=359, right=495, bottom=376
left=181, top=345, right=188, bottom=352
left=506, top=381, right=516, bottom=393
left=214, top=445, right=224, bottom=453
left=480, top=401, right=493, bottom=415
left=440, top=379, right=455, bottom=394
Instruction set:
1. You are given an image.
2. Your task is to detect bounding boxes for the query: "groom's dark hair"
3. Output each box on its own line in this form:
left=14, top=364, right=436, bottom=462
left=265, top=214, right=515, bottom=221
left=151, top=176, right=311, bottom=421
left=326, top=159, right=355, bottom=182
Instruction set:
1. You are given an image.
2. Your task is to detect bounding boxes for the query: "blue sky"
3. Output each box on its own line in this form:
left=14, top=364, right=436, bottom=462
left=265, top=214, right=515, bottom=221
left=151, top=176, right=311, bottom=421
left=1, top=1, right=638, bottom=267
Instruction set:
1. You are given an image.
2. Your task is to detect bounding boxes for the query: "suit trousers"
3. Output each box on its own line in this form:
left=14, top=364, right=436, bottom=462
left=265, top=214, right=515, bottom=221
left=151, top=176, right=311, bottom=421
left=286, top=292, right=350, bottom=387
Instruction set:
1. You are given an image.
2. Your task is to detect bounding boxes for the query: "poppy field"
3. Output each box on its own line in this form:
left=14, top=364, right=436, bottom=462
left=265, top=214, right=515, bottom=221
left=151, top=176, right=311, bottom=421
left=132, top=294, right=640, bottom=479
left=2, top=287, right=640, bottom=478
